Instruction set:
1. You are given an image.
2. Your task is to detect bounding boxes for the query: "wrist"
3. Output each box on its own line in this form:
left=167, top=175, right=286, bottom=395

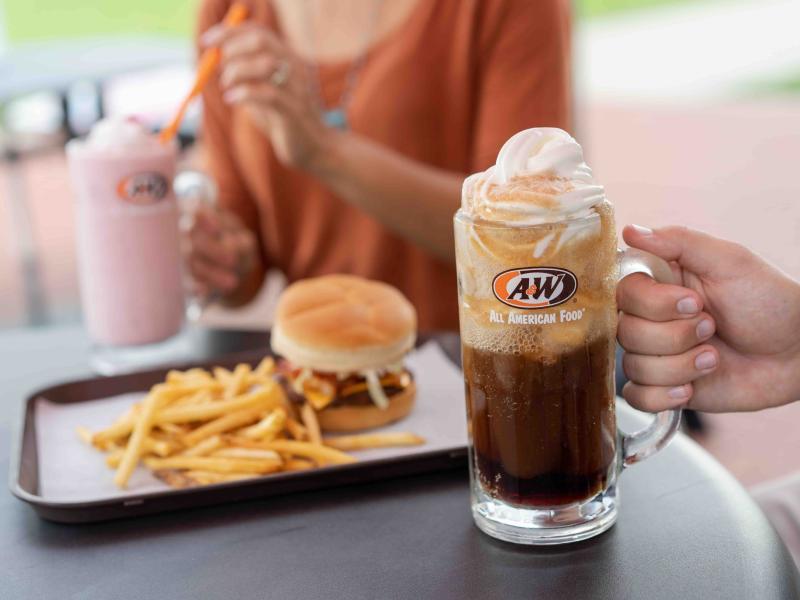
left=306, top=126, right=348, bottom=181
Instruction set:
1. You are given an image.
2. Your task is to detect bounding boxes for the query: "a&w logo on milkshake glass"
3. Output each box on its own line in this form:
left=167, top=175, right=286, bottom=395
left=492, top=267, right=578, bottom=309
left=116, top=172, right=170, bottom=205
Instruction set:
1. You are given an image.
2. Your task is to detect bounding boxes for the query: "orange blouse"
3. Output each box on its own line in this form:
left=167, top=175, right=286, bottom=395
left=198, top=0, right=571, bottom=331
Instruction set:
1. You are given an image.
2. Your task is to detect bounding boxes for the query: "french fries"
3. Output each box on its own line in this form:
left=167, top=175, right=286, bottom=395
left=145, top=456, right=283, bottom=474
left=324, top=432, right=425, bottom=451
left=253, top=356, right=275, bottom=378
left=212, top=447, right=281, bottom=461
left=300, top=403, right=322, bottom=445
left=224, top=364, right=251, bottom=399
left=238, top=407, right=286, bottom=441
left=180, top=406, right=263, bottom=446
left=181, top=434, right=224, bottom=457
left=264, top=440, right=357, bottom=466
left=105, top=437, right=177, bottom=467
left=79, top=357, right=425, bottom=489
left=285, top=417, right=309, bottom=441
left=159, top=386, right=280, bottom=425
left=114, top=388, right=167, bottom=488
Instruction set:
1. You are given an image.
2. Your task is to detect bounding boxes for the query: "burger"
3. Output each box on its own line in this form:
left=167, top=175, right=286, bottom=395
left=270, top=274, right=417, bottom=432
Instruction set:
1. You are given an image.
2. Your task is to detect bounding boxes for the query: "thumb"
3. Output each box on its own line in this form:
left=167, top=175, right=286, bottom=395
left=622, top=224, right=743, bottom=278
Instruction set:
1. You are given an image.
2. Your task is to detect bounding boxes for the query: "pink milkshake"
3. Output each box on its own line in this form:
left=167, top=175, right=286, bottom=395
left=67, top=118, right=185, bottom=348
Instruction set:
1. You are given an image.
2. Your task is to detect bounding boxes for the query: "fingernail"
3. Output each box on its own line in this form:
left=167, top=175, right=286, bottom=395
left=223, top=88, right=243, bottom=104
left=200, top=28, right=219, bottom=46
left=696, top=319, right=714, bottom=339
left=677, top=297, right=700, bottom=314
left=695, top=351, right=717, bottom=371
left=631, top=224, right=653, bottom=236
left=668, top=385, right=690, bottom=400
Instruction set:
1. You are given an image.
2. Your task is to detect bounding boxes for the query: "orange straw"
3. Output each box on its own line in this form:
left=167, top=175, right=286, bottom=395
left=159, top=2, right=248, bottom=145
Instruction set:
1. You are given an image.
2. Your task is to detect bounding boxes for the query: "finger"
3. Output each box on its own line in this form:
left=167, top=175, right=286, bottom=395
left=617, top=272, right=704, bottom=322
left=193, top=205, right=222, bottom=237
left=202, top=22, right=277, bottom=49
left=232, top=228, right=257, bottom=272
left=220, top=54, right=278, bottom=89
left=223, top=82, right=293, bottom=111
left=218, top=208, right=245, bottom=230
left=189, top=228, right=239, bottom=269
left=623, top=344, right=719, bottom=387
left=623, top=382, right=693, bottom=413
left=204, top=23, right=284, bottom=59
left=200, top=23, right=227, bottom=47
left=618, top=311, right=716, bottom=355
left=188, top=256, right=239, bottom=294
left=622, top=224, right=749, bottom=279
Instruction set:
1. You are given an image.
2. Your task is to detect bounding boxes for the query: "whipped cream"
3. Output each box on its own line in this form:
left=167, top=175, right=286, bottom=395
left=83, top=117, right=162, bottom=152
left=461, top=128, right=606, bottom=225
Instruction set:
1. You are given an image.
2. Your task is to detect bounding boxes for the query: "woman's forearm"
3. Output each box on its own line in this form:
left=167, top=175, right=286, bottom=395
left=308, top=130, right=465, bottom=264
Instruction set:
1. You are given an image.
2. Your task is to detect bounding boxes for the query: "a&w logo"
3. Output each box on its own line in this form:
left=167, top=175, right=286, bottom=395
left=492, top=267, right=578, bottom=309
left=117, top=172, right=169, bottom=205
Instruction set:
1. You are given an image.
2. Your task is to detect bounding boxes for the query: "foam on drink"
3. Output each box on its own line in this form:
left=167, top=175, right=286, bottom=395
left=82, top=117, right=166, bottom=153
left=461, top=127, right=605, bottom=225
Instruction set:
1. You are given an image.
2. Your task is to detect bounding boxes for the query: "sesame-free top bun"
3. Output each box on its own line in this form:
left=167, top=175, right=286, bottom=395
left=271, top=275, right=417, bottom=372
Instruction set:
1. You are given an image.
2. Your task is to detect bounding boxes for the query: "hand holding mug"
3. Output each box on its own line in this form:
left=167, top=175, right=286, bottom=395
left=618, top=225, right=800, bottom=413
left=186, top=204, right=260, bottom=302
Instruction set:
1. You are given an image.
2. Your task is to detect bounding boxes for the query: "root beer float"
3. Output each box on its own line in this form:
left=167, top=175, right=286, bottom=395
left=454, top=128, right=682, bottom=545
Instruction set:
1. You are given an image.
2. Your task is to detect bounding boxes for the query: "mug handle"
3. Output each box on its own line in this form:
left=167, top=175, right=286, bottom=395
left=173, top=171, right=219, bottom=321
left=616, top=248, right=683, bottom=468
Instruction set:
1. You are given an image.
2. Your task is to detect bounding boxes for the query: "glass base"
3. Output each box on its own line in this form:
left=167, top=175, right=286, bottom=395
left=471, top=483, right=618, bottom=545
left=89, top=329, right=193, bottom=376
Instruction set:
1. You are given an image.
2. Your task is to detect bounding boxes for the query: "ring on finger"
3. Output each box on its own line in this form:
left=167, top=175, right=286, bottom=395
left=270, top=60, right=291, bottom=87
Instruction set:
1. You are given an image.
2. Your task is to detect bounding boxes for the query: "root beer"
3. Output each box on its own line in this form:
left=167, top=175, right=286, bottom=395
left=463, top=336, right=616, bottom=507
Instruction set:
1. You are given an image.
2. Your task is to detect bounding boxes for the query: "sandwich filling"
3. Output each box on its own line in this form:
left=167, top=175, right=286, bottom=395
left=276, top=360, right=413, bottom=411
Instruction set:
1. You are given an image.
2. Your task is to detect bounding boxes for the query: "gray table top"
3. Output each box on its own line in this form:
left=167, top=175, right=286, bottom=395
left=2, top=324, right=799, bottom=599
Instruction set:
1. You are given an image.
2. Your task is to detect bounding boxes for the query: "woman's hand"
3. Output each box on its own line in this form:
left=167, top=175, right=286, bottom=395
left=186, top=205, right=261, bottom=303
left=617, top=225, right=800, bottom=413
left=201, top=23, right=333, bottom=170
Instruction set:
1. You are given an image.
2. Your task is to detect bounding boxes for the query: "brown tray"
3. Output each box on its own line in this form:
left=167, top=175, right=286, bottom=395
left=10, top=338, right=467, bottom=523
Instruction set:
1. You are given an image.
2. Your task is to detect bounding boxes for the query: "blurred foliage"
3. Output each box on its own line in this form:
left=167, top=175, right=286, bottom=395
left=579, top=0, right=699, bottom=17
left=0, top=0, right=740, bottom=42
left=745, top=73, right=800, bottom=96
left=2, top=0, right=735, bottom=43
left=3, top=0, right=197, bottom=42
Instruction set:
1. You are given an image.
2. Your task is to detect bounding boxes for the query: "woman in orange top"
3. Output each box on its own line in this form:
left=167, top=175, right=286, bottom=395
left=188, top=0, right=571, bottom=331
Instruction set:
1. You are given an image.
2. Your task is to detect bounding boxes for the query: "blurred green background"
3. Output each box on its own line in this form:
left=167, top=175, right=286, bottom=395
left=2, top=0, right=711, bottom=43
left=2, top=0, right=197, bottom=42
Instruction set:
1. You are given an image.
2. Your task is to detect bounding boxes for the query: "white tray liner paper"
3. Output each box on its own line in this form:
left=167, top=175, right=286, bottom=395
left=35, top=342, right=468, bottom=502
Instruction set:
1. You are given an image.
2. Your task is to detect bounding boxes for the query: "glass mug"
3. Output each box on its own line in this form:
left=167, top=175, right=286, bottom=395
left=453, top=199, right=681, bottom=545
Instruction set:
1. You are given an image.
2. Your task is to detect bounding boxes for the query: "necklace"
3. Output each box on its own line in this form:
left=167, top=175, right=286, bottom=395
left=303, top=0, right=385, bottom=130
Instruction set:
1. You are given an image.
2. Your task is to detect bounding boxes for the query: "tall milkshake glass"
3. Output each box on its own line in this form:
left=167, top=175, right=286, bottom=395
left=67, top=118, right=187, bottom=373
